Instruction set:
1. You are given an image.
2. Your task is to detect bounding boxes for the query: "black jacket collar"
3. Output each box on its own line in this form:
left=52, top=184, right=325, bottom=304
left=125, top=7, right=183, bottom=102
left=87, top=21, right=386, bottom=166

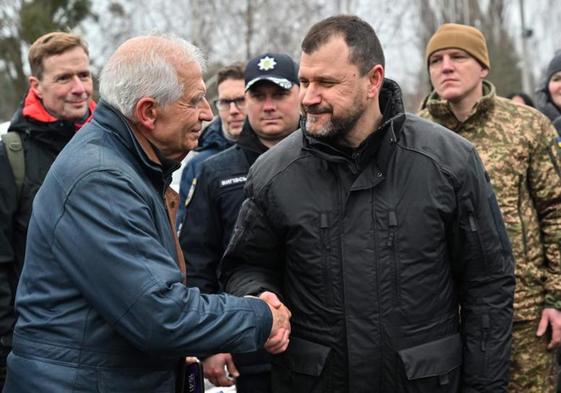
left=237, top=120, right=270, bottom=156
left=302, top=78, right=406, bottom=176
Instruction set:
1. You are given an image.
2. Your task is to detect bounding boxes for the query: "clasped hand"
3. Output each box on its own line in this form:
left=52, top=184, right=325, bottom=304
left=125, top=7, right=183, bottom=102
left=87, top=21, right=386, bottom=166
left=260, top=291, right=291, bottom=354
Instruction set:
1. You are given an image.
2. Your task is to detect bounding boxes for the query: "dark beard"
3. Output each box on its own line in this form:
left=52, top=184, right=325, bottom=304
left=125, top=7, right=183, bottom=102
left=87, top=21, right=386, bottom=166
left=304, top=104, right=364, bottom=145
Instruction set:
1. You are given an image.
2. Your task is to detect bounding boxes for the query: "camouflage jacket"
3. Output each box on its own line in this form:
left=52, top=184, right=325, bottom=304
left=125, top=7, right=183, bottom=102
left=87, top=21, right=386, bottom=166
left=419, top=80, right=561, bottom=321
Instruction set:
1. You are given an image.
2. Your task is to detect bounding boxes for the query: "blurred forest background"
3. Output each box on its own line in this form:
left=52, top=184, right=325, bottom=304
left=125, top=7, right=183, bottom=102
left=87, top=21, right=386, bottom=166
left=0, top=0, right=560, bottom=121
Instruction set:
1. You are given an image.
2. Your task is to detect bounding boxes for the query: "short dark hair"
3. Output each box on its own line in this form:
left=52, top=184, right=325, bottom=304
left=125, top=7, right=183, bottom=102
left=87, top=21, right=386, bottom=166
left=216, top=63, right=245, bottom=87
left=301, top=15, right=385, bottom=75
left=28, top=32, right=89, bottom=80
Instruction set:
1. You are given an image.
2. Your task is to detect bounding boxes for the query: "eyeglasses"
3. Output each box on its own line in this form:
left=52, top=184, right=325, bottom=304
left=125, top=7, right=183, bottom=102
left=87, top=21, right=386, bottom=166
left=214, top=96, right=246, bottom=111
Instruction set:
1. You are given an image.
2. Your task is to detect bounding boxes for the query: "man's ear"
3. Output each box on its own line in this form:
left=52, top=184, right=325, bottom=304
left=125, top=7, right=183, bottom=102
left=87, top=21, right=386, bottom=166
left=29, top=76, right=41, bottom=98
left=366, top=64, right=385, bottom=98
left=134, top=97, right=159, bottom=130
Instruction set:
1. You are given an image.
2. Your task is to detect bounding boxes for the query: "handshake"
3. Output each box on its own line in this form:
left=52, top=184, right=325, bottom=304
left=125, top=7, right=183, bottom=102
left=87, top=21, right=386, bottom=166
left=260, top=291, right=292, bottom=354
left=202, top=291, right=291, bottom=387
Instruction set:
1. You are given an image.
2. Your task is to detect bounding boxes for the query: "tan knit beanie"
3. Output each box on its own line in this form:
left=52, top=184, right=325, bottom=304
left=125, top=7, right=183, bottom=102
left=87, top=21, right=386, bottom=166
left=425, top=23, right=490, bottom=70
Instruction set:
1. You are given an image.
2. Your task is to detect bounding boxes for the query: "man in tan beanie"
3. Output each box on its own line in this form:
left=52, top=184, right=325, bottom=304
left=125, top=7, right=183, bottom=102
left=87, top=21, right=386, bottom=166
left=419, top=23, right=561, bottom=393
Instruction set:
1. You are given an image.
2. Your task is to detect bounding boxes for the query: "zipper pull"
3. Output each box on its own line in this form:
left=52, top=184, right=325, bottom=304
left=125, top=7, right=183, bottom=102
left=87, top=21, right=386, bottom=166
left=481, top=314, right=490, bottom=351
left=387, top=211, right=397, bottom=247
left=469, top=215, right=478, bottom=232
left=320, top=213, right=328, bottom=229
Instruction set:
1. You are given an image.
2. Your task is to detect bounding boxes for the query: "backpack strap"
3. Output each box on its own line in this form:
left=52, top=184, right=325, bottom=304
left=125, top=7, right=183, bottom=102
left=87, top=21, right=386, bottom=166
left=1, top=132, right=25, bottom=200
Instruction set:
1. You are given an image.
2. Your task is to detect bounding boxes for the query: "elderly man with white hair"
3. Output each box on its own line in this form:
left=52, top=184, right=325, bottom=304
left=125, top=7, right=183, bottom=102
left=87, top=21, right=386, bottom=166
left=3, top=34, right=291, bottom=393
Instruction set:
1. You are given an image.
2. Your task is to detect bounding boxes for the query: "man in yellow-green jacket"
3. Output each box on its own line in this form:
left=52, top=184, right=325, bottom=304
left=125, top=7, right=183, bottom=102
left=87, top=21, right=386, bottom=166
left=419, top=23, right=561, bottom=393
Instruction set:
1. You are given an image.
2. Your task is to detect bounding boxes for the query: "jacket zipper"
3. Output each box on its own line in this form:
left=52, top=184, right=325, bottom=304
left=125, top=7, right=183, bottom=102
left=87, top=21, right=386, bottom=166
left=387, top=211, right=399, bottom=305
left=480, top=313, right=490, bottom=376
left=320, top=212, right=333, bottom=305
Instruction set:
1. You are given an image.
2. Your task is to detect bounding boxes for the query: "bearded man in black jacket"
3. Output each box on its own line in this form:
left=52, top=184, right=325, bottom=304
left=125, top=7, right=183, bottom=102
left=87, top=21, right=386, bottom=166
left=221, top=15, right=515, bottom=393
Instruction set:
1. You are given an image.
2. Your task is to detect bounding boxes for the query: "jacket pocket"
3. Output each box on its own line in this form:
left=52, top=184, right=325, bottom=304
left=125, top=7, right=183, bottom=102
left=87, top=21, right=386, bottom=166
left=271, top=336, right=331, bottom=393
left=460, top=198, right=488, bottom=276
left=398, top=333, right=462, bottom=393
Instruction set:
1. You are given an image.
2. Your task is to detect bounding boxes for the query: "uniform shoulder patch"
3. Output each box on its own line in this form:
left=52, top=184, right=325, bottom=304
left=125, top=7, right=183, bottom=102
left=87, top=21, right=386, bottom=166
left=185, top=178, right=197, bottom=207
left=219, top=176, right=247, bottom=188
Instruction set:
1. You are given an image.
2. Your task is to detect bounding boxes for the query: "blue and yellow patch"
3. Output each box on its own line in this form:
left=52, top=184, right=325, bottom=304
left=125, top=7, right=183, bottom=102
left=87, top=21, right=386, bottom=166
left=185, top=178, right=197, bottom=207
left=557, top=136, right=561, bottom=148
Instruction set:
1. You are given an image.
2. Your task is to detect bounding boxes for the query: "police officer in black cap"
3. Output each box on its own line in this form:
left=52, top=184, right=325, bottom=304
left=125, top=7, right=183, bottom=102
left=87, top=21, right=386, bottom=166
left=178, top=53, right=300, bottom=393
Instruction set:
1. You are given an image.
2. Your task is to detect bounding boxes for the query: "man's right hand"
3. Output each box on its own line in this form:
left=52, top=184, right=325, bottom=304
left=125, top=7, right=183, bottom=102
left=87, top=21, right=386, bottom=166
left=203, top=353, right=239, bottom=387
left=260, top=291, right=291, bottom=354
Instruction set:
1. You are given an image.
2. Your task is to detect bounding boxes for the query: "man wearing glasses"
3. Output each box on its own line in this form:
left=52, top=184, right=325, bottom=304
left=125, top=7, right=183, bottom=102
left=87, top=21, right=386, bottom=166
left=179, top=53, right=300, bottom=393
left=176, top=63, right=246, bottom=227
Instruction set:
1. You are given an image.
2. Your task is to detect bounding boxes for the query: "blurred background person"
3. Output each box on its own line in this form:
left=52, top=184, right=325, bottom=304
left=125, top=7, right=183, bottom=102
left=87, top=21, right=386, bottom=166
left=537, top=51, right=561, bottom=134
left=507, top=92, right=535, bottom=107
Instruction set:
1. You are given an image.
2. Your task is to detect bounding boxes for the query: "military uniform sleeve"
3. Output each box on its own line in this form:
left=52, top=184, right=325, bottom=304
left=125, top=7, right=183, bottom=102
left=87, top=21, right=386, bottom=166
left=450, top=148, right=515, bottom=392
left=527, top=117, right=561, bottom=308
left=179, top=162, right=223, bottom=294
left=49, top=170, right=272, bottom=356
left=220, top=178, right=284, bottom=298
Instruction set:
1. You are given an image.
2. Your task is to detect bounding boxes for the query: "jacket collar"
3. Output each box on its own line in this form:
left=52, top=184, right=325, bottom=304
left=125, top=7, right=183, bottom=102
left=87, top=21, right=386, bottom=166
left=236, top=119, right=270, bottom=156
left=302, top=78, right=406, bottom=177
left=423, top=80, right=496, bottom=130
left=92, top=101, right=180, bottom=191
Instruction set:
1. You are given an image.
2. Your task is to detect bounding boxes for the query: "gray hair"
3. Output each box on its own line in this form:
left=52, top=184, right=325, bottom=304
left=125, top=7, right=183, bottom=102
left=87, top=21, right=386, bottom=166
left=99, top=34, right=206, bottom=119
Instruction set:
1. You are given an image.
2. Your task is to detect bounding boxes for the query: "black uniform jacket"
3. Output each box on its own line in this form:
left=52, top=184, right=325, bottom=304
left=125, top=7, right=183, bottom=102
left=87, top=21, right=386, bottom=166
left=221, top=80, right=515, bottom=393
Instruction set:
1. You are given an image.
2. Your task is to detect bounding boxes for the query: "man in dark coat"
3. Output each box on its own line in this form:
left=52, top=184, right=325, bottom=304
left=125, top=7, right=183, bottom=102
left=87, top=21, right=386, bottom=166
left=221, top=15, right=515, bottom=393
left=179, top=53, right=300, bottom=392
left=0, top=31, right=96, bottom=389
left=3, top=34, right=291, bottom=393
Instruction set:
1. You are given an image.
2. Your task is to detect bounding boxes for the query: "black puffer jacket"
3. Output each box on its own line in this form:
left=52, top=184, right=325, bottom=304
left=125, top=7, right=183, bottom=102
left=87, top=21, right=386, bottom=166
left=221, top=80, right=515, bottom=393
